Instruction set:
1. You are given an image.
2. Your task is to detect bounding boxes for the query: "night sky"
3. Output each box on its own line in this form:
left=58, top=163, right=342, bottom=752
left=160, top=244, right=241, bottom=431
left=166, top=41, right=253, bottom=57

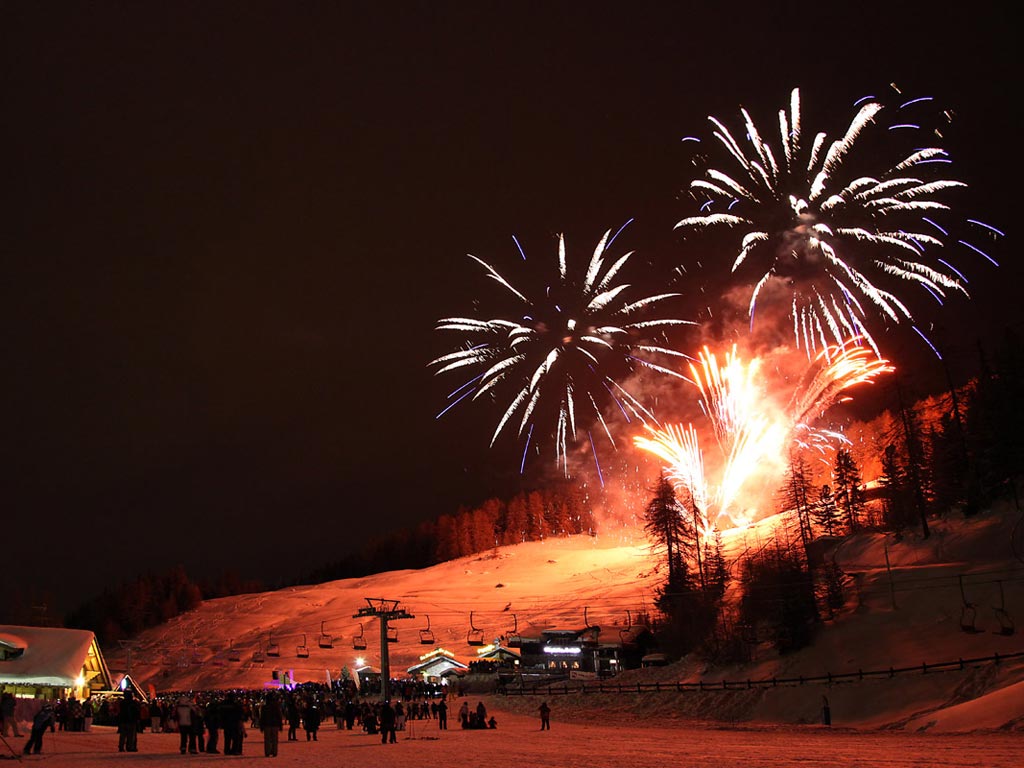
left=1, top=2, right=1017, bottom=618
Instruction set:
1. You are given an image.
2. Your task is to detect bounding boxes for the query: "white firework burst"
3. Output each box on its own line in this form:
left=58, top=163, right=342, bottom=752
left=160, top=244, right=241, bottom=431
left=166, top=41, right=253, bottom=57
left=432, top=227, right=694, bottom=470
left=677, top=87, right=972, bottom=355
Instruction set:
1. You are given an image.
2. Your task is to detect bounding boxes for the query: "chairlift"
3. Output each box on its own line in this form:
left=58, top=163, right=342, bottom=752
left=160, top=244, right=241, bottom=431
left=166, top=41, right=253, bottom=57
left=419, top=615, right=435, bottom=645
left=620, top=609, right=636, bottom=647
left=506, top=614, right=522, bottom=648
left=386, top=626, right=399, bottom=643
left=266, top=633, right=281, bottom=657
left=993, top=580, right=1015, bottom=636
left=297, top=633, right=310, bottom=658
left=318, top=621, right=334, bottom=649
left=353, top=623, right=367, bottom=651
left=252, top=640, right=265, bottom=664
left=467, top=611, right=485, bottom=646
left=227, top=640, right=241, bottom=663
left=959, top=575, right=982, bottom=634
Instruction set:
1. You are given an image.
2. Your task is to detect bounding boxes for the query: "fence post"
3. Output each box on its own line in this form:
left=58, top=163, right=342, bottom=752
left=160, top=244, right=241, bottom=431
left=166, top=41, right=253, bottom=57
left=858, top=669, right=863, bottom=681
left=922, top=662, right=927, bottom=674
left=699, top=680, right=704, bottom=691
left=959, top=658, right=964, bottom=670
left=722, top=680, right=728, bottom=690
left=772, top=677, right=777, bottom=687
left=994, top=652, right=1000, bottom=665
left=889, top=667, right=894, bottom=678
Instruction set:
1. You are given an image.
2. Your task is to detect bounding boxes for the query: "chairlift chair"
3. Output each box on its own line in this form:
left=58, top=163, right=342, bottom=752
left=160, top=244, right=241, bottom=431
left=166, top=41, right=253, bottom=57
left=959, top=575, right=982, bottom=634
left=266, top=633, right=281, bottom=657
left=353, top=623, right=367, bottom=651
left=318, top=621, right=334, bottom=649
left=253, top=640, right=265, bottom=664
left=506, top=614, right=522, bottom=648
left=419, top=615, right=435, bottom=645
left=467, top=611, right=485, bottom=646
left=227, top=641, right=241, bottom=663
left=297, top=633, right=310, bottom=658
left=994, top=581, right=1016, bottom=636
left=619, top=609, right=636, bottom=647
left=386, top=626, right=399, bottom=643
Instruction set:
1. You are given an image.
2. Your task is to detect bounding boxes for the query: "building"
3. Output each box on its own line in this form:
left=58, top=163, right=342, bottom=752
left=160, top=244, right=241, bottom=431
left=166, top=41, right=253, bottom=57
left=517, top=623, right=657, bottom=678
left=406, top=647, right=468, bottom=682
left=0, top=625, right=113, bottom=700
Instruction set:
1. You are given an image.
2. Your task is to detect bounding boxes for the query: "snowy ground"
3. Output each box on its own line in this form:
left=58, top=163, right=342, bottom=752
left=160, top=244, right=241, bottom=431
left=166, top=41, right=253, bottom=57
left=4, top=701, right=1021, bottom=768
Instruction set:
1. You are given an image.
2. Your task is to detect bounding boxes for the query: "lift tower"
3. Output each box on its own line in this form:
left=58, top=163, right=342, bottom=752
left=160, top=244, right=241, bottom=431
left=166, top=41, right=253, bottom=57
left=353, top=598, right=415, bottom=701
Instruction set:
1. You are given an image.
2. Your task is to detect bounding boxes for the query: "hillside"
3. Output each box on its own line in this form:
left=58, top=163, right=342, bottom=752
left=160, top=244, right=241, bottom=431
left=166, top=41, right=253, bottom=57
left=113, top=504, right=1024, bottom=730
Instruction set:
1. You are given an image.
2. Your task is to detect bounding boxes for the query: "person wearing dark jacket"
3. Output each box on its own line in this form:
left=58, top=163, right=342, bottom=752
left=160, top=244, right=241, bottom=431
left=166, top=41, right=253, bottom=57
left=23, top=705, right=55, bottom=754
left=302, top=703, right=321, bottom=741
left=205, top=697, right=221, bottom=753
left=379, top=701, right=397, bottom=744
left=286, top=697, right=300, bottom=741
left=219, top=694, right=245, bottom=756
left=259, top=693, right=284, bottom=757
left=117, top=691, right=141, bottom=752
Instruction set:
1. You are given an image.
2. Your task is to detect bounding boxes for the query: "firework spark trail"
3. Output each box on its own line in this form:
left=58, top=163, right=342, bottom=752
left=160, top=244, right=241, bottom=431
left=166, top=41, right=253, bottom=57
left=636, top=346, right=787, bottom=529
left=432, top=228, right=694, bottom=470
left=635, top=342, right=892, bottom=529
left=675, top=87, right=991, bottom=354
left=788, top=340, right=894, bottom=424
left=633, top=423, right=708, bottom=517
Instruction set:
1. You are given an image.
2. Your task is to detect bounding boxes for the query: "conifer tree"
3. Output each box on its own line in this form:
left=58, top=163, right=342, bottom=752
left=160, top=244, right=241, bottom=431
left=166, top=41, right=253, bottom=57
left=832, top=448, right=865, bottom=532
left=812, top=484, right=842, bottom=537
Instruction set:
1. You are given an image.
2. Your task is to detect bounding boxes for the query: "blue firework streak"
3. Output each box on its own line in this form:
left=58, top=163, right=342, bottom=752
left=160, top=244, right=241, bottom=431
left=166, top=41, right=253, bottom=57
left=431, top=227, right=694, bottom=471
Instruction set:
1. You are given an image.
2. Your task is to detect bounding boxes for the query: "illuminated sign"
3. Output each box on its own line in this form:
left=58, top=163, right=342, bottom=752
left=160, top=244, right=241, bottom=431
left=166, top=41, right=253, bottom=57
left=542, top=645, right=582, bottom=655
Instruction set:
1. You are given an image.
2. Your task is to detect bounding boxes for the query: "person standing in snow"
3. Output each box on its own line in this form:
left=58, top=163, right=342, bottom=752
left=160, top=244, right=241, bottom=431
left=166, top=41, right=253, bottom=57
left=23, top=704, right=54, bottom=755
left=175, top=695, right=198, bottom=754
left=1, top=691, right=21, bottom=738
left=538, top=701, right=551, bottom=730
left=117, top=690, right=140, bottom=752
left=458, top=700, right=469, bottom=728
left=437, top=698, right=448, bottom=730
left=379, top=700, right=397, bottom=744
left=259, top=692, right=284, bottom=757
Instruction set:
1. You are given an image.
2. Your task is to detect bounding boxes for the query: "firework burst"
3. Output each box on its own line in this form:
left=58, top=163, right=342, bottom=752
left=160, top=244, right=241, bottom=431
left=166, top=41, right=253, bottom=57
left=432, top=227, right=694, bottom=470
left=635, top=341, right=892, bottom=528
left=677, top=87, right=978, bottom=354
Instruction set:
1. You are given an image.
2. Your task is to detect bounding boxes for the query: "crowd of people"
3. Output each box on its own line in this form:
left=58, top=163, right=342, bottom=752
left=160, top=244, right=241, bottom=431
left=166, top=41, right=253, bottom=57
left=1, top=679, right=545, bottom=757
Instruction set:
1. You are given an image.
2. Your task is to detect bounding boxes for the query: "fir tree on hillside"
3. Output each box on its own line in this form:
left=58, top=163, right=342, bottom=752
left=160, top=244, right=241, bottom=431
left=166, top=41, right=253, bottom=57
left=832, top=448, right=865, bottom=532
left=812, top=484, right=842, bottom=537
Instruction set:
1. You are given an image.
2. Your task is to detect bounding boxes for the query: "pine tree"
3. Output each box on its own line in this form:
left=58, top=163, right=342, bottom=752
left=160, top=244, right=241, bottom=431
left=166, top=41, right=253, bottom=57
left=812, top=484, right=842, bottom=537
left=879, top=443, right=913, bottom=532
left=643, top=474, right=691, bottom=585
left=832, top=448, right=865, bottom=532
left=780, top=451, right=815, bottom=561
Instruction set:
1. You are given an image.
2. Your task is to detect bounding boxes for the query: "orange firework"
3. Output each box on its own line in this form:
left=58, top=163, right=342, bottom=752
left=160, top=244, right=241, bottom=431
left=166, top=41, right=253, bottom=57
left=635, top=341, right=892, bottom=530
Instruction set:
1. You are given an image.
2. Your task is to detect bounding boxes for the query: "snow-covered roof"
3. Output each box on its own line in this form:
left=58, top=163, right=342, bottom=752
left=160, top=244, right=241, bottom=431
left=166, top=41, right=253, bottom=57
left=0, top=625, right=103, bottom=687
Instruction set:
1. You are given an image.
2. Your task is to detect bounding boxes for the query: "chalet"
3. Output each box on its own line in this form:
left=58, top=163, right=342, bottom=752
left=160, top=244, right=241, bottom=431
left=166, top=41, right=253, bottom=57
left=517, top=623, right=657, bottom=677
left=0, top=625, right=113, bottom=700
left=407, top=647, right=469, bottom=682
left=469, top=641, right=520, bottom=673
